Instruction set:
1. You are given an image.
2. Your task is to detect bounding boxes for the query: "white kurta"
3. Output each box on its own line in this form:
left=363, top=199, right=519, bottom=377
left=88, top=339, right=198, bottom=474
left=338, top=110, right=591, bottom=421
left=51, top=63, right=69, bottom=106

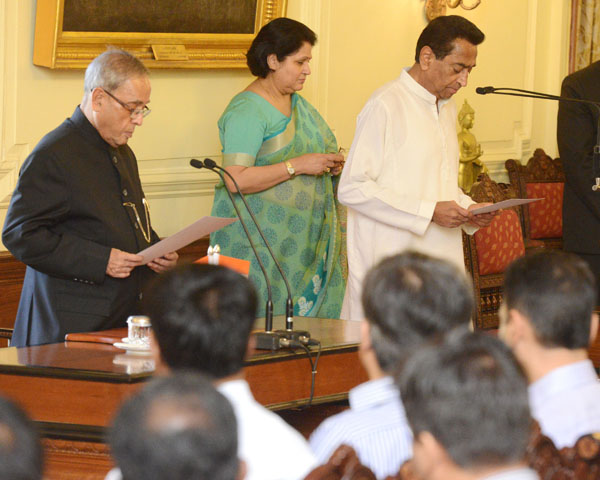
left=338, top=69, right=475, bottom=321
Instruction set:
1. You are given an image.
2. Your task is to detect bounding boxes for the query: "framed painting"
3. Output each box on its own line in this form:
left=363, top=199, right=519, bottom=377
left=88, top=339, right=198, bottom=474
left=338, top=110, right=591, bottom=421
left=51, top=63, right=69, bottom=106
left=33, top=0, right=288, bottom=69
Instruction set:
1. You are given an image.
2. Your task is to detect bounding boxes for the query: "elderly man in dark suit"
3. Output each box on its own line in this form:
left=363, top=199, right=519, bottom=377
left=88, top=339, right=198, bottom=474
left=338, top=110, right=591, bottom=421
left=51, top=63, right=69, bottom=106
left=558, top=60, right=600, bottom=301
left=2, top=49, right=177, bottom=347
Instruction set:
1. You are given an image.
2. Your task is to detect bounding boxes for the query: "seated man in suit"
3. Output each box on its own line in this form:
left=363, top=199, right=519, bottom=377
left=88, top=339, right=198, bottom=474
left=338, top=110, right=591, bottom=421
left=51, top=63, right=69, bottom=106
left=0, top=396, right=43, bottom=480
left=500, top=250, right=600, bottom=448
left=398, top=330, right=538, bottom=480
left=309, top=251, right=474, bottom=478
left=109, top=372, right=244, bottom=480
left=143, top=263, right=317, bottom=480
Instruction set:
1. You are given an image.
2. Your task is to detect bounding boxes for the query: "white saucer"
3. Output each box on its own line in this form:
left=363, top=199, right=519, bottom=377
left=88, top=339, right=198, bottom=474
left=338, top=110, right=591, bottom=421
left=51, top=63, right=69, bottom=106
left=113, top=341, right=151, bottom=354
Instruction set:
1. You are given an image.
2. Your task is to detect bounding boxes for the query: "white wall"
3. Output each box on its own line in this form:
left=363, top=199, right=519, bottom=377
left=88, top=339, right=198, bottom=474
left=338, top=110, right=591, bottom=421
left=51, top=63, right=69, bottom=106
left=310, top=0, right=570, bottom=180
left=0, top=0, right=571, bottom=251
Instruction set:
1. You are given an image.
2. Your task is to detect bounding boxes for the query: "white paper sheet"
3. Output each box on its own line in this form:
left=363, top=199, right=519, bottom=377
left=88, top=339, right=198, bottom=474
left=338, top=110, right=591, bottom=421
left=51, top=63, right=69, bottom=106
left=470, top=198, right=543, bottom=215
left=137, top=216, right=237, bottom=264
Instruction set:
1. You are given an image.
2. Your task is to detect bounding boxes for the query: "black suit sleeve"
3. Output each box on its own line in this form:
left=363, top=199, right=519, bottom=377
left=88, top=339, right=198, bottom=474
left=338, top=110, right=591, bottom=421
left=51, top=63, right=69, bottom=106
left=557, top=75, right=600, bottom=221
left=2, top=149, right=111, bottom=284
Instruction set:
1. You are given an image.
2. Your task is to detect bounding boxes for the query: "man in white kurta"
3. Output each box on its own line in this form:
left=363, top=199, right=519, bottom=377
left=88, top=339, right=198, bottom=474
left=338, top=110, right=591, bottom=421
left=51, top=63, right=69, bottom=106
left=338, top=15, right=493, bottom=320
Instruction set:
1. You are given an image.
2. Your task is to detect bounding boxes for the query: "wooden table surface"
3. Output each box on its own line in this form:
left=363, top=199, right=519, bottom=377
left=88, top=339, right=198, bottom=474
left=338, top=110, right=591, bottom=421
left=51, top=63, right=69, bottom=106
left=0, top=316, right=366, bottom=480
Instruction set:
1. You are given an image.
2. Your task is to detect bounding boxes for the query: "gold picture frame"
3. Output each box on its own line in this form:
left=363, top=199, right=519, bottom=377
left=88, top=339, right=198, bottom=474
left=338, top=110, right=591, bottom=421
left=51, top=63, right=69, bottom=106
left=33, top=0, right=288, bottom=69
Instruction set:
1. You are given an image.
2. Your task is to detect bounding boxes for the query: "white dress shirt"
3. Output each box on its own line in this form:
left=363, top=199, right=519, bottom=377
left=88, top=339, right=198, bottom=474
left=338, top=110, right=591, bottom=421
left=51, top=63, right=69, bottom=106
left=218, top=379, right=317, bottom=480
left=481, top=467, right=540, bottom=480
left=529, top=359, right=600, bottom=448
left=337, top=69, right=476, bottom=321
left=309, top=376, right=413, bottom=479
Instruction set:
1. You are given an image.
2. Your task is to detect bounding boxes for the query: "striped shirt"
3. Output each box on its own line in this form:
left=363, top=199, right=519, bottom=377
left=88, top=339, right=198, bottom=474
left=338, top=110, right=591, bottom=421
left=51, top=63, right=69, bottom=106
left=529, top=359, right=600, bottom=449
left=309, top=376, right=413, bottom=479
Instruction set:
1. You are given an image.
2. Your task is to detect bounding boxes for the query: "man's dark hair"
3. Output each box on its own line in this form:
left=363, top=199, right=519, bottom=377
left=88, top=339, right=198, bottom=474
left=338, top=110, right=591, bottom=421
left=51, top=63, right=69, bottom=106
left=503, top=250, right=596, bottom=349
left=246, top=17, right=317, bottom=78
left=0, top=396, right=43, bottom=480
left=143, top=263, right=257, bottom=378
left=398, top=330, right=531, bottom=470
left=361, top=251, right=473, bottom=371
left=110, top=372, right=239, bottom=480
left=414, top=15, right=484, bottom=62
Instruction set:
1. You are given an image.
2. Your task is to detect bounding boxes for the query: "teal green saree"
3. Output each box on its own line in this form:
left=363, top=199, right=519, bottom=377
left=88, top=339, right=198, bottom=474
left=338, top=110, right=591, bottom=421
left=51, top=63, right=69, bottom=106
left=210, top=92, right=346, bottom=319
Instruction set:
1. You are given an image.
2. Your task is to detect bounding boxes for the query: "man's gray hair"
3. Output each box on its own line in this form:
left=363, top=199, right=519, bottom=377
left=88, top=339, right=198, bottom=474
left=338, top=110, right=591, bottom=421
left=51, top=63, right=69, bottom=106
left=83, top=49, right=149, bottom=95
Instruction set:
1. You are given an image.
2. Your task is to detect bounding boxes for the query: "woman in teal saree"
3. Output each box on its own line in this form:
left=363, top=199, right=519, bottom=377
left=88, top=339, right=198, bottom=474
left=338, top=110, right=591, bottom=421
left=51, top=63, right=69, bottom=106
left=210, top=18, right=346, bottom=319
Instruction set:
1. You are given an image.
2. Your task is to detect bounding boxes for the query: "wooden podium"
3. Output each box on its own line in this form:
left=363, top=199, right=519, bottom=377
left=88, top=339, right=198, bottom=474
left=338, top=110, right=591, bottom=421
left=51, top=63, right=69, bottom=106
left=0, top=316, right=366, bottom=479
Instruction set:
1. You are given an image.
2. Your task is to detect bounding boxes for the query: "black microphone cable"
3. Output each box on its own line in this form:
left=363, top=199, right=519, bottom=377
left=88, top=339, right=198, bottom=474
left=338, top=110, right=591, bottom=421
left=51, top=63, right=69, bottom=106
left=476, top=86, right=600, bottom=192
left=202, top=158, right=310, bottom=342
left=190, top=159, right=278, bottom=348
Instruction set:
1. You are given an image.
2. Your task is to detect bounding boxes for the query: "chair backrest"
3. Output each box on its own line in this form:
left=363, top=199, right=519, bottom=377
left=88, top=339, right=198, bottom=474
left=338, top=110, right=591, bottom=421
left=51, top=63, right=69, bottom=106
left=304, top=445, right=376, bottom=480
left=505, top=148, right=565, bottom=249
left=526, top=422, right=600, bottom=479
left=462, top=174, right=526, bottom=329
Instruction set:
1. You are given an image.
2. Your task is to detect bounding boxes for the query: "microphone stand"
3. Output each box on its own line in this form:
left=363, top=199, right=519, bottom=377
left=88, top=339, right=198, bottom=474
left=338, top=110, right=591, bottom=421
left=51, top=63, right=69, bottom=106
left=190, top=159, right=283, bottom=350
left=192, top=159, right=311, bottom=349
left=476, top=86, right=600, bottom=191
left=202, top=159, right=310, bottom=343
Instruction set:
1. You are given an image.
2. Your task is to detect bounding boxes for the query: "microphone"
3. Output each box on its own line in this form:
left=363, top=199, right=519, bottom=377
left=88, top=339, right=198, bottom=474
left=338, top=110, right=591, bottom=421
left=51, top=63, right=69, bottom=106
left=190, top=159, right=280, bottom=349
left=475, top=86, right=494, bottom=95
left=476, top=85, right=600, bottom=192
left=201, top=159, right=309, bottom=343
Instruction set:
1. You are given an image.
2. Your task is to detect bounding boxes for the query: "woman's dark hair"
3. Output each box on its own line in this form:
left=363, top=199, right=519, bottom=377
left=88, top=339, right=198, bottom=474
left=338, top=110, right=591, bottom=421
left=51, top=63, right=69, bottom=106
left=246, top=17, right=317, bottom=78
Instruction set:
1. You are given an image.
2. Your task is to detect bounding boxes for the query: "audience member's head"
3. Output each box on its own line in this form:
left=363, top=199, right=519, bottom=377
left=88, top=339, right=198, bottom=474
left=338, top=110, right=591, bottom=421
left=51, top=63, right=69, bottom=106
left=361, top=251, right=473, bottom=372
left=0, top=396, right=43, bottom=480
left=109, top=372, right=242, bottom=480
left=501, top=250, right=598, bottom=359
left=143, top=263, right=257, bottom=379
left=398, top=330, right=531, bottom=480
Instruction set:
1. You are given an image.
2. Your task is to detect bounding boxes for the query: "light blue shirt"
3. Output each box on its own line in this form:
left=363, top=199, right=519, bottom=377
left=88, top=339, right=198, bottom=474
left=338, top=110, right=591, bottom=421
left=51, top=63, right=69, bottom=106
left=529, top=359, right=600, bottom=448
left=309, top=376, right=412, bottom=479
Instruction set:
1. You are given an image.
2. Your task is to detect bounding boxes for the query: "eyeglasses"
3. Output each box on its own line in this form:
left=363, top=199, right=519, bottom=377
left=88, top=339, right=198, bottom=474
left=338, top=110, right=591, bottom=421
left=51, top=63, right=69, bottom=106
left=98, top=88, right=151, bottom=119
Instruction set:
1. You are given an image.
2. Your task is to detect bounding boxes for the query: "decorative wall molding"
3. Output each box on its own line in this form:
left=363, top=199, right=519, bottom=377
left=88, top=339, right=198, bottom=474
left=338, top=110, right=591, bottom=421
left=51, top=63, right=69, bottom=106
left=0, top=2, right=29, bottom=205
left=139, top=159, right=219, bottom=200
left=478, top=0, right=562, bottom=183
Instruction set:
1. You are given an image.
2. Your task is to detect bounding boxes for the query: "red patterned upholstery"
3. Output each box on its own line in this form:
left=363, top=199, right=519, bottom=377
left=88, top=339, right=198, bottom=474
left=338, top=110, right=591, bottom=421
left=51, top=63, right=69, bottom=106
left=474, top=209, right=526, bottom=276
left=525, top=183, right=563, bottom=239
left=505, top=149, right=565, bottom=250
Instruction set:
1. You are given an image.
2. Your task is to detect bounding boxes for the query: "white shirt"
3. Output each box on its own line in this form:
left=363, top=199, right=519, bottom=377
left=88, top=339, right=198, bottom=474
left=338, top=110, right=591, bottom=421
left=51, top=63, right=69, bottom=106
left=218, top=379, right=318, bottom=480
left=481, top=467, right=540, bottom=480
left=529, top=359, right=600, bottom=449
left=338, top=69, right=475, bottom=320
left=309, top=376, right=413, bottom=479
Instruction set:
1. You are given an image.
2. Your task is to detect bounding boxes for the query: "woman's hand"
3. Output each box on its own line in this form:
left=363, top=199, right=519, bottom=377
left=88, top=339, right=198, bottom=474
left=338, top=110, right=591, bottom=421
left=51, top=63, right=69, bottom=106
left=331, top=155, right=345, bottom=176
left=294, top=153, right=344, bottom=176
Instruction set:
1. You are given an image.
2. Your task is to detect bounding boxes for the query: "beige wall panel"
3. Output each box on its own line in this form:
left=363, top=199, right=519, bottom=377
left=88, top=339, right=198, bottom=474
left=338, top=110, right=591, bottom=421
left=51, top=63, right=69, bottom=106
left=0, top=0, right=572, bottom=251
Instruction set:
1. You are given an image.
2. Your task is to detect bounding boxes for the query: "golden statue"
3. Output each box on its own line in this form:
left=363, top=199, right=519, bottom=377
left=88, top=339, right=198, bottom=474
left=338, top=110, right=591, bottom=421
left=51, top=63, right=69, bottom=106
left=458, top=100, right=487, bottom=193
left=425, top=0, right=482, bottom=21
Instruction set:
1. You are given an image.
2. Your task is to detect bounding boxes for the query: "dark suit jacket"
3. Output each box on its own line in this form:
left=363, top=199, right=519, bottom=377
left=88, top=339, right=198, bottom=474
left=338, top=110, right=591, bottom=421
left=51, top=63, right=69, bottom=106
left=558, top=61, right=600, bottom=254
left=2, top=107, right=159, bottom=347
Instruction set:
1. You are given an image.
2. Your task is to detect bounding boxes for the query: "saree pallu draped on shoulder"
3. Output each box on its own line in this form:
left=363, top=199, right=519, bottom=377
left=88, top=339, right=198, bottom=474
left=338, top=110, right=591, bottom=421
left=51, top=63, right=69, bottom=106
left=211, top=94, right=346, bottom=318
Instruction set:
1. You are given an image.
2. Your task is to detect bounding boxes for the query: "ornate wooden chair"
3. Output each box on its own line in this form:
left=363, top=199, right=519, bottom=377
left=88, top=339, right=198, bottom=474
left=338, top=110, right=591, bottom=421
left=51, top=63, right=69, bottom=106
left=526, top=423, right=600, bottom=479
left=0, top=329, right=12, bottom=348
left=462, top=174, right=527, bottom=330
left=304, top=445, right=376, bottom=480
left=505, top=148, right=565, bottom=250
